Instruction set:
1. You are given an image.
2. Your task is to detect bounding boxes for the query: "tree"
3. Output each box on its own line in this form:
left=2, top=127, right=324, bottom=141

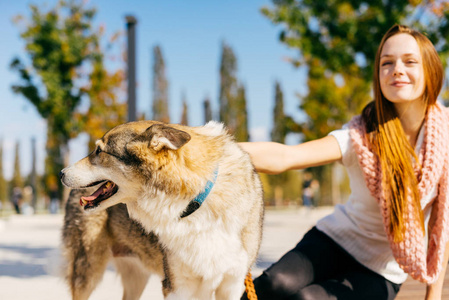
left=270, top=82, right=288, bottom=205
left=11, top=141, right=23, bottom=191
left=203, top=95, right=213, bottom=124
left=261, top=0, right=449, bottom=204
left=30, top=137, right=38, bottom=210
left=271, top=81, right=287, bottom=144
left=234, top=85, right=250, bottom=142
left=152, top=45, right=170, bottom=123
left=77, top=28, right=127, bottom=150
left=218, top=42, right=249, bottom=142
left=180, top=91, right=189, bottom=126
left=0, top=140, right=7, bottom=206
left=10, top=0, right=99, bottom=197
left=268, top=81, right=301, bottom=206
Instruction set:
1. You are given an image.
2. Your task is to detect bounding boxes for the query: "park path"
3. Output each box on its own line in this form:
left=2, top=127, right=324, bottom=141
left=0, top=207, right=447, bottom=299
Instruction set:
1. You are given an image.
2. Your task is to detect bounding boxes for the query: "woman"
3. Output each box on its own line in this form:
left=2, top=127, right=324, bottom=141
left=240, top=25, right=449, bottom=300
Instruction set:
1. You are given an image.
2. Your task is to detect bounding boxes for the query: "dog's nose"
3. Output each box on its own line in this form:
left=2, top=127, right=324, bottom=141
left=59, top=170, right=65, bottom=181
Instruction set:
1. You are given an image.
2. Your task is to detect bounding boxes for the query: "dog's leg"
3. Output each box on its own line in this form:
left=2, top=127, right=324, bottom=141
left=165, top=276, right=220, bottom=300
left=164, top=278, right=204, bottom=300
left=113, top=256, right=151, bottom=300
left=215, top=273, right=246, bottom=300
left=65, top=246, right=111, bottom=300
left=62, top=191, right=111, bottom=300
left=195, top=277, right=221, bottom=300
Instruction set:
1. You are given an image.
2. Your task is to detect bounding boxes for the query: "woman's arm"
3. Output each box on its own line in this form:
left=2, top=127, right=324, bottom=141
left=425, top=240, right=449, bottom=300
left=239, top=135, right=342, bottom=174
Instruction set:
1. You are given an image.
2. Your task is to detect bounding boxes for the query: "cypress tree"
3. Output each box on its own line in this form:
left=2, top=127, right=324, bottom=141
left=234, top=84, right=249, bottom=142
left=30, top=137, right=38, bottom=210
left=218, top=42, right=249, bottom=141
left=180, top=91, right=189, bottom=126
left=152, top=45, right=170, bottom=123
left=271, top=81, right=287, bottom=144
left=219, top=42, right=238, bottom=129
left=11, top=141, right=23, bottom=191
left=203, top=96, right=212, bottom=124
left=269, top=82, right=289, bottom=206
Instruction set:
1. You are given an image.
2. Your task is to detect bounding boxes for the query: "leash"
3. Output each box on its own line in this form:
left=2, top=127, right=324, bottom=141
left=245, top=271, right=258, bottom=300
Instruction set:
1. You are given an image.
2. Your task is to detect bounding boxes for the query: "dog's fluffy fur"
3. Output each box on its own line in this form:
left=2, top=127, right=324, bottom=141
left=61, top=121, right=264, bottom=299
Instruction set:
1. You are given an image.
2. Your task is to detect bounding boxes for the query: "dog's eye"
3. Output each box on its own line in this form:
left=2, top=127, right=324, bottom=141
left=95, top=147, right=102, bottom=155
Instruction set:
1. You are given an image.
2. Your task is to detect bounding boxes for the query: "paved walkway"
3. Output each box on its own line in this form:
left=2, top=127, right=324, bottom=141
left=0, top=207, right=447, bottom=299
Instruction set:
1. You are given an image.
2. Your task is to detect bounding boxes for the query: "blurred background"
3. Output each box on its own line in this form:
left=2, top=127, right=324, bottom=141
left=1, top=0, right=449, bottom=216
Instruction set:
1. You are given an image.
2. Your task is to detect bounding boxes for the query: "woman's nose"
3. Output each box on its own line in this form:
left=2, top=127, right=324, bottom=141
left=393, top=61, right=404, bottom=77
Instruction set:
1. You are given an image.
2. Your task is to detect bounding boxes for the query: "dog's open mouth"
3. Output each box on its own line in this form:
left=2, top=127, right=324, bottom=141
left=80, top=181, right=119, bottom=210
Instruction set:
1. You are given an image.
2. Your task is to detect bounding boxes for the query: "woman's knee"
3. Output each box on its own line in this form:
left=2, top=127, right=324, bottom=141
left=253, top=270, right=302, bottom=297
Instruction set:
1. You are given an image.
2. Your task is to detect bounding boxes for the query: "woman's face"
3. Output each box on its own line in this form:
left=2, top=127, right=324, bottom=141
left=379, top=33, right=425, bottom=105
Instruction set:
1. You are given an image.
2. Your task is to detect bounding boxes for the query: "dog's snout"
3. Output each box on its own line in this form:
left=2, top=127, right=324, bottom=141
left=59, top=170, right=65, bottom=181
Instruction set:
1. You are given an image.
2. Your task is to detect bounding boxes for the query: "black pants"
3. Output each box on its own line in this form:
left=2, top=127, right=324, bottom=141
left=242, top=227, right=401, bottom=300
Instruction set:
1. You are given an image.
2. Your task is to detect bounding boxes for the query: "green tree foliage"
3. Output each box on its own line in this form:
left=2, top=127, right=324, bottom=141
left=234, top=85, right=250, bottom=142
left=152, top=45, right=170, bottom=123
left=261, top=0, right=449, bottom=204
left=29, top=137, right=38, bottom=210
left=11, top=141, right=23, bottom=191
left=180, top=92, right=189, bottom=126
left=219, top=42, right=249, bottom=142
left=269, top=82, right=288, bottom=204
left=203, top=96, right=213, bottom=124
left=77, top=29, right=127, bottom=151
left=10, top=0, right=99, bottom=196
left=268, top=81, right=301, bottom=206
left=262, top=0, right=449, bottom=137
left=0, top=141, right=7, bottom=205
left=271, top=81, right=287, bottom=144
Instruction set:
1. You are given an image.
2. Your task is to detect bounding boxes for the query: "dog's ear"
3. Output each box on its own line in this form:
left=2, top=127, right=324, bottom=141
left=127, top=124, right=191, bottom=155
left=148, top=124, right=191, bottom=151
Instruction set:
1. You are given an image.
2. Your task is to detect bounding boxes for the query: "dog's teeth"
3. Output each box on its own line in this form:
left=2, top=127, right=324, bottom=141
left=80, top=198, right=88, bottom=206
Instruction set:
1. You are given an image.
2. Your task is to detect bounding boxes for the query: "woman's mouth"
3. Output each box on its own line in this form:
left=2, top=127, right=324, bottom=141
left=391, top=81, right=409, bottom=87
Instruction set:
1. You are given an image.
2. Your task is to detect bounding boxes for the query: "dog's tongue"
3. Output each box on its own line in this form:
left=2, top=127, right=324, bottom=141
left=81, top=188, right=104, bottom=202
left=80, top=181, right=113, bottom=205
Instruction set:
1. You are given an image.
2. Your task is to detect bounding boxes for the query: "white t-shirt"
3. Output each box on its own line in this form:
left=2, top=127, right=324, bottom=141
left=316, top=123, right=437, bottom=284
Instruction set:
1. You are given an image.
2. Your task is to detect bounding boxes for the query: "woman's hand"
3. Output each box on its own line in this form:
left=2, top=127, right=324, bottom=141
left=425, top=240, right=449, bottom=299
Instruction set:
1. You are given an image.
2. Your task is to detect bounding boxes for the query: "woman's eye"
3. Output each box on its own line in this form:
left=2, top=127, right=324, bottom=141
left=96, top=147, right=102, bottom=155
left=381, top=61, right=392, bottom=66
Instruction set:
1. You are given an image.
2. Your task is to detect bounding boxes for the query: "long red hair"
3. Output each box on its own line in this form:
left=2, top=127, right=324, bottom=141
left=363, top=25, right=444, bottom=242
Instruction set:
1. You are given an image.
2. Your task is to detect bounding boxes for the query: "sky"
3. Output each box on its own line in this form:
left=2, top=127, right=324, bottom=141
left=0, top=0, right=307, bottom=180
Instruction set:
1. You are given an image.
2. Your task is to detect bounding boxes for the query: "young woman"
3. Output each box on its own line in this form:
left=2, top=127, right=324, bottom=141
left=240, top=25, right=449, bottom=300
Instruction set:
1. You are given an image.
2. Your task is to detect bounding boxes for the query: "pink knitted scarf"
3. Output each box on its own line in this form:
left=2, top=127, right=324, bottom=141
left=348, top=102, right=449, bottom=283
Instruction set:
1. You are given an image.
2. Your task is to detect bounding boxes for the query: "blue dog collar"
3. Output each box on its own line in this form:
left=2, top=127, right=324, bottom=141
left=180, top=168, right=218, bottom=219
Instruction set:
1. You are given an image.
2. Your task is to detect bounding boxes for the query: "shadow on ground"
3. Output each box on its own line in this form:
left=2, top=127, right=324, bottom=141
left=0, top=244, right=54, bottom=278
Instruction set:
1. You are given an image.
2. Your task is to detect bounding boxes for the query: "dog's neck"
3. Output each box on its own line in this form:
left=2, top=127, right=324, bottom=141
left=180, top=168, right=219, bottom=219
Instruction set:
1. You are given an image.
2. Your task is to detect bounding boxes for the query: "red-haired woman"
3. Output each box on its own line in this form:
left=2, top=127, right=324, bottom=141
left=240, top=24, right=449, bottom=300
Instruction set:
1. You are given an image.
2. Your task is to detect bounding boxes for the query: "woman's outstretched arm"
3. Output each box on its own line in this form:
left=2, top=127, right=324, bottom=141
left=239, top=135, right=342, bottom=174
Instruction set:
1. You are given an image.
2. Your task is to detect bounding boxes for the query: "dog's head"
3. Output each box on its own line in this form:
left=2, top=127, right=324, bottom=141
left=60, top=121, right=193, bottom=212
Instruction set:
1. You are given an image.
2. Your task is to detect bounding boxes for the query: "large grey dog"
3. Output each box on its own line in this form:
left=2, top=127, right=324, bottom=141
left=61, top=120, right=264, bottom=299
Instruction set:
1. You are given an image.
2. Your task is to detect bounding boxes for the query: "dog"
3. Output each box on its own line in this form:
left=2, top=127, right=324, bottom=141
left=60, top=120, right=264, bottom=299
